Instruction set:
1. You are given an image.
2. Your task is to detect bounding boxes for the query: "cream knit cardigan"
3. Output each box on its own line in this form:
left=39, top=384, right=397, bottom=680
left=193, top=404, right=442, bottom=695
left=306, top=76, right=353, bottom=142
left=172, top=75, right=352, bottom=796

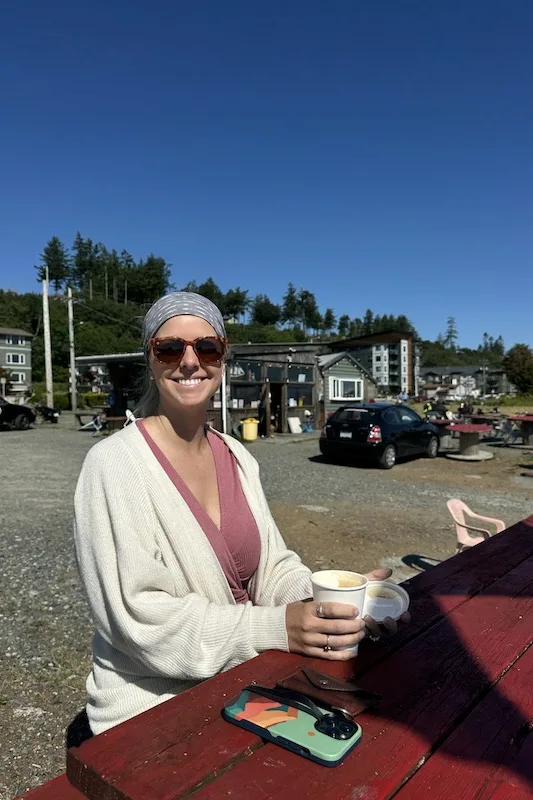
left=74, top=422, right=313, bottom=735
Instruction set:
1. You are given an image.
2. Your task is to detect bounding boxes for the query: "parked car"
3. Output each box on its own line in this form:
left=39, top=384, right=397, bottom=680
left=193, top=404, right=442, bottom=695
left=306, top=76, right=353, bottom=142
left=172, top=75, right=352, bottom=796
left=320, top=403, right=439, bottom=469
left=35, top=403, right=61, bottom=423
left=0, top=397, right=36, bottom=430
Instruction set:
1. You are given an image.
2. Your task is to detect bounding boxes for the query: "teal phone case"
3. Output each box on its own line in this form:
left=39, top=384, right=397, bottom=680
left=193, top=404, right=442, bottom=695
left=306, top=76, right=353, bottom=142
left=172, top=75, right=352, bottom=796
left=222, top=688, right=362, bottom=767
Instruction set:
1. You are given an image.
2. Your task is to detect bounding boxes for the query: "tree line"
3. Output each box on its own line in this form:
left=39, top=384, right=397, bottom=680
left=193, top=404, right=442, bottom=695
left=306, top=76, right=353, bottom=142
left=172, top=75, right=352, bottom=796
left=35, top=234, right=173, bottom=306
left=2, top=235, right=529, bottom=389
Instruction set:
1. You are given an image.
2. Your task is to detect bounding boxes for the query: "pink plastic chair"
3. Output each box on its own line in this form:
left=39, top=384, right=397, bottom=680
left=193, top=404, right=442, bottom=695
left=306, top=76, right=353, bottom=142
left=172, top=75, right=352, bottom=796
left=447, top=499, right=506, bottom=554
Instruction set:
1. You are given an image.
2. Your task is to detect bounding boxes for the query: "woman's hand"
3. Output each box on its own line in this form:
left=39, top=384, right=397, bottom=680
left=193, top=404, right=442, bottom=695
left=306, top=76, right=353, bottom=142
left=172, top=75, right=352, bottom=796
left=286, top=600, right=366, bottom=661
left=363, top=568, right=411, bottom=639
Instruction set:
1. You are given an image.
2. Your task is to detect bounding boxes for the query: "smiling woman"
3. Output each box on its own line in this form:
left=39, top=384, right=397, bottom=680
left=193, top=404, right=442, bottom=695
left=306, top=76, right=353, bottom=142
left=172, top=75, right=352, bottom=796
left=72, top=291, right=408, bottom=744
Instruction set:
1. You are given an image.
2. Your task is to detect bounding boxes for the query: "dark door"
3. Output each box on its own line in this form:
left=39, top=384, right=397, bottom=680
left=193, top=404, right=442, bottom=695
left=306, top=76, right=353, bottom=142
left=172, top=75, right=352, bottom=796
left=381, top=407, right=414, bottom=456
left=269, top=383, right=283, bottom=433
left=395, top=405, right=427, bottom=453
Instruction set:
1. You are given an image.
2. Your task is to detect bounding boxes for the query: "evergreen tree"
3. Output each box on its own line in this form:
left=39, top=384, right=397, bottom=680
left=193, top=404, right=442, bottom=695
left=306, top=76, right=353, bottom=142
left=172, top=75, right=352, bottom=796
left=298, top=289, right=320, bottom=333
left=350, top=317, right=363, bottom=337
left=35, top=236, right=71, bottom=292
left=197, top=278, right=225, bottom=313
left=322, top=308, right=336, bottom=334
left=337, top=314, right=350, bottom=337
left=443, top=316, right=458, bottom=349
left=251, top=294, right=281, bottom=326
left=224, top=287, right=249, bottom=322
left=362, top=309, right=374, bottom=335
left=281, top=282, right=299, bottom=327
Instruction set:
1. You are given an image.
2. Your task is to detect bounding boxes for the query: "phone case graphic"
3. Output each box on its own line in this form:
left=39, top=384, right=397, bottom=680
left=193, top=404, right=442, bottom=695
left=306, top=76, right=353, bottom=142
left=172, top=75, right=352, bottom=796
left=223, top=688, right=362, bottom=766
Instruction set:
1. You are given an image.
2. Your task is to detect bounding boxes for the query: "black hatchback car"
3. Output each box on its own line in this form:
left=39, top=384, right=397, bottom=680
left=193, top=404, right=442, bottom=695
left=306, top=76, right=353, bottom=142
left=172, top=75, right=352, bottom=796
left=0, top=397, right=36, bottom=430
left=319, top=403, right=439, bottom=469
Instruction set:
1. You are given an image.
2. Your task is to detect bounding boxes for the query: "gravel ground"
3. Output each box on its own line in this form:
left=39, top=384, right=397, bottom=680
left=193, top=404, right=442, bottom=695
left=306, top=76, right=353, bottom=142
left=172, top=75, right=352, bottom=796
left=1, top=424, right=531, bottom=798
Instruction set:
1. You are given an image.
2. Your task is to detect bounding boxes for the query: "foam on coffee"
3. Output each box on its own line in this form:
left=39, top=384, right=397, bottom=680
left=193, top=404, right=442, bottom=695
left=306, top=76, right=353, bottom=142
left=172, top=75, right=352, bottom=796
left=319, top=570, right=365, bottom=589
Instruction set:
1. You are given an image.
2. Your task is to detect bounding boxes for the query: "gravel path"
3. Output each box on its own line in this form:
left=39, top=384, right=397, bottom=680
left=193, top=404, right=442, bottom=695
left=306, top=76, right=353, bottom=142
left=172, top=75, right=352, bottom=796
left=1, top=425, right=531, bottom=797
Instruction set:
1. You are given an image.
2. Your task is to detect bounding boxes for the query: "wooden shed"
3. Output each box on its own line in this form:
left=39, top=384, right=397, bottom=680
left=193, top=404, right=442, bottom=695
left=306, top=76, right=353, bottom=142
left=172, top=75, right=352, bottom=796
left=318, top=351, right=377, bottom=422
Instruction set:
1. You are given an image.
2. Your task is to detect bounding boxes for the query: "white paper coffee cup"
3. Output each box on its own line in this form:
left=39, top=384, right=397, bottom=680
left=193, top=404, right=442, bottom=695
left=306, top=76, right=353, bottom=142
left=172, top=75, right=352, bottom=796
left=311, top=570, right=368, bottom=654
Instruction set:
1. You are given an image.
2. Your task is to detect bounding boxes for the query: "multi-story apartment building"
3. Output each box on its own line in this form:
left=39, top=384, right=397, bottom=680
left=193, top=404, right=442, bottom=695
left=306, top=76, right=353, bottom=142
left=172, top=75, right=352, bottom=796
left=330, top=331, right=420, bottom=395
left=0, top=327, right=33, bottom=398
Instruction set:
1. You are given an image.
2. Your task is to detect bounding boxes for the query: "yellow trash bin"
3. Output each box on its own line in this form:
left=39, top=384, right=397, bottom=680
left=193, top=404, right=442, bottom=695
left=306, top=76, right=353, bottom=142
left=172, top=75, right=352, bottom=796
left=242, top=418, right=259, bottom=442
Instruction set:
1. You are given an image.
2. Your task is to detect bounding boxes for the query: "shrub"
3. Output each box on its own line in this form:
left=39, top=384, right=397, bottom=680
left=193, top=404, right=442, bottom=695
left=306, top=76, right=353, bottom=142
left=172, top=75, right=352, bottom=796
left=79, top=392, right=109, bottom=408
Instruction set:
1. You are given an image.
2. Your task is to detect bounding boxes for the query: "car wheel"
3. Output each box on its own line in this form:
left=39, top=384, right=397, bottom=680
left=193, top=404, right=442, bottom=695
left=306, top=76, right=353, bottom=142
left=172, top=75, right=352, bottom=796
left=14, top=414, right=30, bottom=430
left=426, top=436, right=439, bottom=459
left=378, top=444, right=396, bottom=469
left=319, top=443, right=334, bottom=462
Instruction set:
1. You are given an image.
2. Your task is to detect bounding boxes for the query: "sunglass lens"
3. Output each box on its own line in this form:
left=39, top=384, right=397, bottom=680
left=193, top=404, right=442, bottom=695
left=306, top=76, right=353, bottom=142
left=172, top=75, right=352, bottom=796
left=195, top=338, right=224, bottom=361
left=155, top=339, right=185, bottom=362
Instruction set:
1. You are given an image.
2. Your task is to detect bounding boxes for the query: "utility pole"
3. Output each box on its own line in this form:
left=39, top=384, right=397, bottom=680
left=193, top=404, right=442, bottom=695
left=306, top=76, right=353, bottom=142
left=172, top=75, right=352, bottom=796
left=105, top=264, right=109, bottom=300
left=42, top=267, right=54, bottom=408
left=124, top=279, right=128, bottom=305
left=89, top=277, right=93, bottom=301
left=67, top=287, right=77, bottom=412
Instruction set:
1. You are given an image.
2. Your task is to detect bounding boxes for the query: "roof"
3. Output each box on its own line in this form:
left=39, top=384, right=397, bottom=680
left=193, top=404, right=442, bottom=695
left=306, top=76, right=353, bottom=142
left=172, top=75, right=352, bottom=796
left=421, top=365, right=504, bottom=376
left=75, top=352, right=144, bottom=365
left=331, top=330, right=414, bottom=348
left=337, top=402, right=393, bottom=410
left=0, top=327, right=34, bottom=337
left=317, top=351, right=377, bottom=384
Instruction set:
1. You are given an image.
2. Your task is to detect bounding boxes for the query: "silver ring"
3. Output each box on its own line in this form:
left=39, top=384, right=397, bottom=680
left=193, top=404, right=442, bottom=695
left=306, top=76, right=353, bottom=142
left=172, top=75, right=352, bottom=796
left=323, top=634, right=332, bottom=652
left=368, top=634, right=381, bottom=643
left=316, top=602, right=325, bottom=618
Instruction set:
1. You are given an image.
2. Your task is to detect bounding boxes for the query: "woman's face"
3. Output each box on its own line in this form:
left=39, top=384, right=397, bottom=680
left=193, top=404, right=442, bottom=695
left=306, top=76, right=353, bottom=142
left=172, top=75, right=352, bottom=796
left=149, top=315, right=224, bottom=413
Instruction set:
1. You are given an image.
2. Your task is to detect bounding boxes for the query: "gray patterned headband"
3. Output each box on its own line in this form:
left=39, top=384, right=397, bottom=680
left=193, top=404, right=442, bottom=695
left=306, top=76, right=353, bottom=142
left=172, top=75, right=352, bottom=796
left=142, top=292, right=226, bottom=354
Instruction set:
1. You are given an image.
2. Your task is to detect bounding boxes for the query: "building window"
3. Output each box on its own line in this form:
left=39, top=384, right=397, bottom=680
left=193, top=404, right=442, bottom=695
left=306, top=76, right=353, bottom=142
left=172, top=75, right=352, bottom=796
left=231, top=384, right=261, bottom=409
left=6, top=353, right=25, bottom=365
left=10, top=373, right=25, bottom=383
left=288, top=364, right=313, bottom=383
left=329, top=377, right=363, bottom=401
left=229, top=360, right=262, bottom=381
left=287, top=385, right=313, bottom=407
left=375, top=356, right=381, bottom=362
left=266, top=364, right=284, bottom=382
left=375, top=366, right=382, bottom=372
left=6, top=336, right=25, bottom=345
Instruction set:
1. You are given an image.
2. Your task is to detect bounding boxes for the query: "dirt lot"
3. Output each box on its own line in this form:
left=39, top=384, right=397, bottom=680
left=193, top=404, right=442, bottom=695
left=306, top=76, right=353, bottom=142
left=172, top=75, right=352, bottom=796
left=1, top=423, right=532, bottom=798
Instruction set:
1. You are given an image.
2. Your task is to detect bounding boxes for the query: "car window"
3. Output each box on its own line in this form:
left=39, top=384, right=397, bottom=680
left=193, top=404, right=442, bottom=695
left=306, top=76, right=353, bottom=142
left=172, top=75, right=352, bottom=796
left=335, top=408, right=377, bottom=423
left=382, top=407, right=401, bottom=425
left=397, top=407, right=421, bottom=424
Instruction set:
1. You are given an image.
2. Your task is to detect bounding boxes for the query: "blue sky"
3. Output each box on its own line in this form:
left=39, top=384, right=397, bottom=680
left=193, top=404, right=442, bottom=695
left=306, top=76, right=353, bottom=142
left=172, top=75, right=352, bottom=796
left=1, top=0, right=532, bottom=348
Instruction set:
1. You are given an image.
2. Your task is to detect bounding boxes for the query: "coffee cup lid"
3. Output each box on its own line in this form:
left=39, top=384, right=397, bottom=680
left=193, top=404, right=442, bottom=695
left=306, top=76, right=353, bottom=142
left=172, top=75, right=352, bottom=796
left=363, top=581, right=410, bottom=622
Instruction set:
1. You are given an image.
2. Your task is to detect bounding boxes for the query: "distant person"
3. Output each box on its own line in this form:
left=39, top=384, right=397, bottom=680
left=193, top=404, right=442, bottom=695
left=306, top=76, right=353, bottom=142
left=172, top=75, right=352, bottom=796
left=71, top=292, right=409, bottom=743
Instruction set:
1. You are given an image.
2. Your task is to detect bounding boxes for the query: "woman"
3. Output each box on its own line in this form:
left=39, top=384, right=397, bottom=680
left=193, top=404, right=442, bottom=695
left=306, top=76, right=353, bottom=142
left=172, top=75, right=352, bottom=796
left=73, top=292, right=407, bottom=739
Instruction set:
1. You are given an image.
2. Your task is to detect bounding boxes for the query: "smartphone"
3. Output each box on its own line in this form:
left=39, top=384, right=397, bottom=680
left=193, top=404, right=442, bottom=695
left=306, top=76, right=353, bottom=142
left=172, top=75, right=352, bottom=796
left=222, top=686, right=362, bottom=767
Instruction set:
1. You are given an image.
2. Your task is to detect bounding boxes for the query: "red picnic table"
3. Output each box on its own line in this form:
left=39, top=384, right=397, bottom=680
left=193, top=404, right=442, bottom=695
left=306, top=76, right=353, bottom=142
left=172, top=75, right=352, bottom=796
left=508, top=416, right=533, bottom=447
left=445, top=422, right=494, bottom=461
left=21, top=515, right=533, bottom=800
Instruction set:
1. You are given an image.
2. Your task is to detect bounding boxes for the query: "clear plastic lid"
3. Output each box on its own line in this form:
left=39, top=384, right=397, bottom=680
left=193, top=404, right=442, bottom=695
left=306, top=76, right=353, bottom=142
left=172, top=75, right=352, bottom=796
left=363, top=581, right=410, bottom=622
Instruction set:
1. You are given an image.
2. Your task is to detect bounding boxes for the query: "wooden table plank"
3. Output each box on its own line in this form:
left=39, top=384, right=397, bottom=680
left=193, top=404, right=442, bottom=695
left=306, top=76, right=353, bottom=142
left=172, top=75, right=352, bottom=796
left=394, top=642, right=533, bottom=799
left=67, top=650, right=305, bottom=798
left=68, top=516, right=533, bottom=800
left=354, top=515, right=533, bottom=675
left=192, top=556, right=533, bottom=799
left=17, top=774, right=87, bottom=799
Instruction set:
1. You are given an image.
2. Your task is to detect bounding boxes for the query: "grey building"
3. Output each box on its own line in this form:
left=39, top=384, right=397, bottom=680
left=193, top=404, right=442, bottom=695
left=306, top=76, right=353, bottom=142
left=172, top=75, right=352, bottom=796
left=420, top=365, right=515, bottom=397
left=0, top=327, right=33, bottom=398
left=318, top=352, right=377, bottom=418
left=330, top=331, right=420, bottom=395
